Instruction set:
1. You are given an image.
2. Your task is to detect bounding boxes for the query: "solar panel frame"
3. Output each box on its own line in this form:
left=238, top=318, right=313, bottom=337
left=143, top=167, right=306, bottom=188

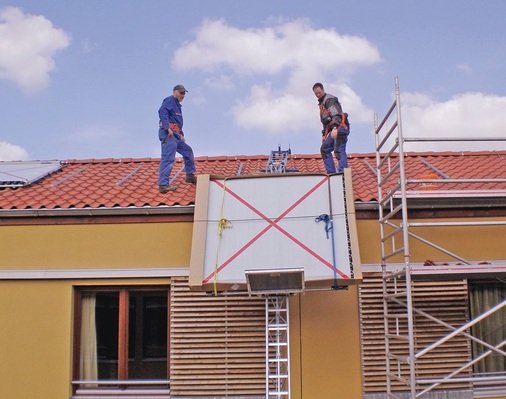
left=0, top=160, right=62, bottom=187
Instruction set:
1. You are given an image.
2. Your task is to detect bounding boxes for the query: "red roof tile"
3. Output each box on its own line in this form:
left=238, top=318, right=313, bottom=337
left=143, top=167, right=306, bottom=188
left=1, top=151, right=505, bottom=210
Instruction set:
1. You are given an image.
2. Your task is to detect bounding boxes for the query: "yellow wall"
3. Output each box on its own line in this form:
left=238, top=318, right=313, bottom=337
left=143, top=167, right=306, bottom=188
left=356, top=216, right=506, bottom=264
left=405, top=217, right=506, bottom=262
left=376, top=218, right=506, bottom=264
left=1, top=216, right=506, bottom=398
left=0, top=221, right=193, bottom=399
left=0, top=277, right=172, bottom=399
left=0, top=280, right=72, bottom=399
left=356, top=219, right=382, bottom=264
left=290, top=287, right=363, bottom=399
left=0, top=222, right=193, bottom=269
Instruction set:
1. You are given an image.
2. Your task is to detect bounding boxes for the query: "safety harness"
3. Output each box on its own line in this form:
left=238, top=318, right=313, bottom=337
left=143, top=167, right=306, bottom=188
left=321, top=110, right=348, bottom=141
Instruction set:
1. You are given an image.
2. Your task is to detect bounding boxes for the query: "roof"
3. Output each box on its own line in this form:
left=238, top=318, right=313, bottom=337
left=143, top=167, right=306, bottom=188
left=0, top=151, right=505, bottom=210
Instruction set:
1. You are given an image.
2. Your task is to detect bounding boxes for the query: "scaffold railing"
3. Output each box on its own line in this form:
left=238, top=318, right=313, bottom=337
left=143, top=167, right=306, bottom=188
left=375, top=77, right=506, bottom=399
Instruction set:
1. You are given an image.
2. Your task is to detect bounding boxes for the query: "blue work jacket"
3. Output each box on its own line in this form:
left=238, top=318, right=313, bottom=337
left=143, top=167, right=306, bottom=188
left=158, top=95, right=184, bottom=134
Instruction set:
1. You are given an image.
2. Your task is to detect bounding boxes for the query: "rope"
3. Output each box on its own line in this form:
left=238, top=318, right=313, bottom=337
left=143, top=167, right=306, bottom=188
left=315, top=214, right=338, bottom=289
left=214, top=179, right=231, bottom=295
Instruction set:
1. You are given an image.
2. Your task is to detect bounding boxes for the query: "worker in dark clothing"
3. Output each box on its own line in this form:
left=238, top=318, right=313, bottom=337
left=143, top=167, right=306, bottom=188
left=157, top=84, right=197, bottom=193
left=312, top=82, right=350, bottom=173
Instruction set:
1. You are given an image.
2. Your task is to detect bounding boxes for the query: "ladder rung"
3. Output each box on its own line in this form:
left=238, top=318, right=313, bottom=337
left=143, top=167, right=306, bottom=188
left=268, top=358, right=288, bottom=363
left=383, top=246, right=405, bottom=260
left=269, top=374, right=289, bottom=379
left=385, top=333, right=410, bottom=341
left=268, top=325, right=288, bottom=330
left=387, top=353, right=409, bottom=362
left=384, top=291, right=407, bottom=299
left=385, top=313, right=408, bottom=318
left=268, top=342, right=287, bottom=347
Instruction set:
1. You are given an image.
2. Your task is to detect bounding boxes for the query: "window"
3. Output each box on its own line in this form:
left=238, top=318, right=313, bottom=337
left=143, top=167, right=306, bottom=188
left=469, top=280, right=506, bottom=375
left=73, top=287, right=169, bottom=392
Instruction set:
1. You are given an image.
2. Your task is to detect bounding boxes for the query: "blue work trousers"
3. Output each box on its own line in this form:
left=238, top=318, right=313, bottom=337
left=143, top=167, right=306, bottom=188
left=320, top=131, right=349, bottom=173
left=158, top=129, right=196, bottom=186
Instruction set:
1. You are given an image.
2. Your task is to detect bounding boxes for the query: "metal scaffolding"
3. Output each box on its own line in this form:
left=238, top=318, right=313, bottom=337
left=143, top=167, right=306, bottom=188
left=375, top=77, right=506, bottom=398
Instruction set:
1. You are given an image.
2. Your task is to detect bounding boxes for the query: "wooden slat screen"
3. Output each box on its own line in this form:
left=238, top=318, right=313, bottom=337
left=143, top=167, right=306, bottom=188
left=359, top=273, right=472, bottom=394
left=170, top=279, right=267, bottom=397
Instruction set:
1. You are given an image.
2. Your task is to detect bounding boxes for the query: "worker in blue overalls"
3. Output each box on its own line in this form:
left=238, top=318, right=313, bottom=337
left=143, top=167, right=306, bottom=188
left=157, top=84, right=197, bottom=193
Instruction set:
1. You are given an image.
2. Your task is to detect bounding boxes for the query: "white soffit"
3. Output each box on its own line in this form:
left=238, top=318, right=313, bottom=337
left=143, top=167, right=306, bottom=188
left=0, top=160, right=62, bottom=187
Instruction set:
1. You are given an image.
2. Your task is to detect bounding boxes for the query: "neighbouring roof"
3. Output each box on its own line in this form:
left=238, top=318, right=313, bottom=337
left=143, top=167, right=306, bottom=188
left=0, top=151, right=505, bottom=210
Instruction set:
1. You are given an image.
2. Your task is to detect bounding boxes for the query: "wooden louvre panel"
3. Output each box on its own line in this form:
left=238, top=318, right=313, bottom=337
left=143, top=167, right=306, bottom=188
left=359, top=273, right=472, bottom=394
left=170, top=279, right=267, bottom=396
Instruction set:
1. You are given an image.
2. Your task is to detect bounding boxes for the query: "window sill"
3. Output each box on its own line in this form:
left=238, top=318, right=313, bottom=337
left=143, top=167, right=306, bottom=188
left=72, top=381, right=170, bottom=398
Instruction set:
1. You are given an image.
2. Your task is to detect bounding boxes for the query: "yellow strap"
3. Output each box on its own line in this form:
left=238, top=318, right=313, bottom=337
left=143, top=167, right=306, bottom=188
left=214, top=179, right=232, bottom=295
left=218, top=217, right=232, bottom=235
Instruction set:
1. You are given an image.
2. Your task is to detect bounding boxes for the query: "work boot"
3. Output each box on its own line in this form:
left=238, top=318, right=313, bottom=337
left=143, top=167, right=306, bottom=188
left=185, top=174, right=197, bottom=184
left=159, top=184, right=177, bottom=193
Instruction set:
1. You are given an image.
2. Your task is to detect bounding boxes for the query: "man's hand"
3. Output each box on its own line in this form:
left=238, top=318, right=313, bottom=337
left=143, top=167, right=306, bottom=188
left=167, top=128, right=174, bottom=137
left=330, top=127, right=338, bottom=139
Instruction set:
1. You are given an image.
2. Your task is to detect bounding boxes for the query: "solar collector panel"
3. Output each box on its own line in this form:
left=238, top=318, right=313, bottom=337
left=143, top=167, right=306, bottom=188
left=0, top=160, right=62, bottom=187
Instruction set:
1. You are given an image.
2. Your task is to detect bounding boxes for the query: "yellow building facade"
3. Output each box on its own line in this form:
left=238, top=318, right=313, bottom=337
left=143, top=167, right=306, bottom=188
left=2, top=213, right=506, bottom=398
left=1, top=153, right=506, bottom=399
left=0, top=216, right=364, bottom=399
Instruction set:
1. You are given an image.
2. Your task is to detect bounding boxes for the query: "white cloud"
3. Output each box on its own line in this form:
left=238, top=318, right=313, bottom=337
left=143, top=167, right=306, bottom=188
left=0, top=141, right=29, bottom=161
left=0, top=6, right=71, bottom=93
left=401, top=92, right=434, bottom=108
left=231, top=82, right=374, bottom=133
left=204, top=74, right=234, bottom=91
left=69, top=123, right=123, bottom=141
left=456, top=63, right=471, bottom=74
left=232, top=83, right=310, bottom=133
left=400, top=92, right=506, bottom=151
left=173, top=18, right=380, bottom=133
left=173, top=19, right=380, bottom=75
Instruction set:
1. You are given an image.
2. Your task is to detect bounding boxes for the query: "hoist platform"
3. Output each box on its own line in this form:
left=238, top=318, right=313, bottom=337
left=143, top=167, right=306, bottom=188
left=189, top=171, right=362, bottom=292
left=260, top=147, right=299, bottom=174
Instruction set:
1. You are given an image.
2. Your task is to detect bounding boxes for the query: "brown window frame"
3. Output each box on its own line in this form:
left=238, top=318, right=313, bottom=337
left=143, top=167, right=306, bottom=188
left=72, top=285, right=171, bottom=394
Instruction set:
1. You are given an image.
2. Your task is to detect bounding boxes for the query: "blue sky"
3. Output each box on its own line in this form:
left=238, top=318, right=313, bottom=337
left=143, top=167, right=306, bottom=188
left=1, top=1, right=505, bottom=161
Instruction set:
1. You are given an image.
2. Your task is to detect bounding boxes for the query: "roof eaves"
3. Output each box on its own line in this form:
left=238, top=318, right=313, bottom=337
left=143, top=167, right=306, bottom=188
left=0, top=205, right=195, bottom=218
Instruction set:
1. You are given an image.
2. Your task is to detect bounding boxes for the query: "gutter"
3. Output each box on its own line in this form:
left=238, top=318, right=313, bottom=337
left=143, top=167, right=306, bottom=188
left=1, top=197, right=505, bottom=218
left=0, top=205, right=195, bottom=218
left=355, top=198, right=506, bottom=212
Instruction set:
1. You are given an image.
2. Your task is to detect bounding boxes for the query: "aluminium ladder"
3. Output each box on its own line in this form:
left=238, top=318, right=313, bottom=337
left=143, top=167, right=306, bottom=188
left=261, top=146, right=299, bottom=174
left=266, top=295, right=291, bottom=398
left=262, top=150, right=295, bottom=398
left=265, top=148, right=289, bottom=174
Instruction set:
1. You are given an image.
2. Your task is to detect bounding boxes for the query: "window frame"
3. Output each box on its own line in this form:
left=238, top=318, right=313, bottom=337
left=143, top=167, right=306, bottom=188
left=469, top=279, right=506, bottom=376
left=72, top=285, right=171, bottom=394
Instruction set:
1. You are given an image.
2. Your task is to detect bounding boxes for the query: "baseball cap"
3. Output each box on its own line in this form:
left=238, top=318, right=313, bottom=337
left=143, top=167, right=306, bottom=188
left=173, top=84, right=188, bottom=93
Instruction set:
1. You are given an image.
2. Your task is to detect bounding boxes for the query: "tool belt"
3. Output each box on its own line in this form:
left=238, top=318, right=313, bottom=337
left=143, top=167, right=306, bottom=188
left=169, top=123, right=181, bottom=133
